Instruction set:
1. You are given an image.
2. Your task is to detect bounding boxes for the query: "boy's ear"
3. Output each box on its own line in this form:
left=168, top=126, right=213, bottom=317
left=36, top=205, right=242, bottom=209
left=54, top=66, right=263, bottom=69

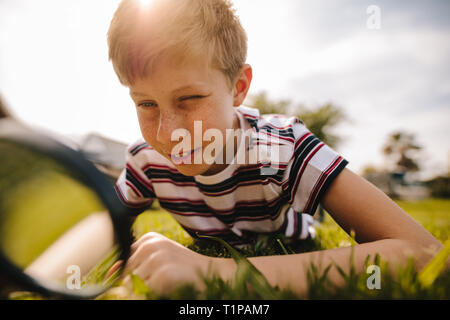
left=232, top=64, right=253, bottom=107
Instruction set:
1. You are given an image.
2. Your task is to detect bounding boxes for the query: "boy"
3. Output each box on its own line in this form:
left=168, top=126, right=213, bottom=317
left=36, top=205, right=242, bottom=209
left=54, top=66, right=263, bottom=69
left=108, top=0, right=442, bottom=295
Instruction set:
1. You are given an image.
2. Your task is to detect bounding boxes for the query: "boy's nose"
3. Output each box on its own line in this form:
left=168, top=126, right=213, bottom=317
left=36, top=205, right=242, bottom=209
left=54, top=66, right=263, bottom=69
left=156, top=111, right=186, bottom=150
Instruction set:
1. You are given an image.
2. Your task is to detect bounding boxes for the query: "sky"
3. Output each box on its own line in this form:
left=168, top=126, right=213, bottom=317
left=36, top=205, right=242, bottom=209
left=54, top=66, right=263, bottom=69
left=1, top=0, right=449, bottom=179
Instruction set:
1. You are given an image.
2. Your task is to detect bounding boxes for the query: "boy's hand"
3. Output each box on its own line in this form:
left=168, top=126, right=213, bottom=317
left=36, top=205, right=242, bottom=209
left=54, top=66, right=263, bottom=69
left=121, top=232, right=234, bottom=295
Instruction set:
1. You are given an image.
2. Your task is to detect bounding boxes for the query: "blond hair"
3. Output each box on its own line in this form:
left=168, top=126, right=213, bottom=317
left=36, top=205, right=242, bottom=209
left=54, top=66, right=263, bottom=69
left=107, top=0, right=248, bottom=88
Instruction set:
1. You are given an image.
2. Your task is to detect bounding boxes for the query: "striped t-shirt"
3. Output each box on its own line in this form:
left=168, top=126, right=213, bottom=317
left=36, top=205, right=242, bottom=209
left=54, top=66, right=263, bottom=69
left=114, top=105, right=348, bottom=247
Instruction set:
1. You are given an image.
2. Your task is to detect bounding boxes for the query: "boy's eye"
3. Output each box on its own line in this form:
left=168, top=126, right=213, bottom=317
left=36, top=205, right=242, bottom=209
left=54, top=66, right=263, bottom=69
left=138, top=101, right=157, bottom=108
left=179, top=95, right=206, bottom=101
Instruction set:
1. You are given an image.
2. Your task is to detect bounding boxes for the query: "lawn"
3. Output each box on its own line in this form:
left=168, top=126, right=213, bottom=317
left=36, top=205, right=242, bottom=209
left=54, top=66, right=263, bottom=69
left=98, top=198, right=450, bottom=300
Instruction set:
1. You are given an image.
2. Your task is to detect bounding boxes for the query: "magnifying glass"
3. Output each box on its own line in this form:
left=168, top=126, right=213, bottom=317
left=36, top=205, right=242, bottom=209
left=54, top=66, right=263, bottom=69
left=0, top=117, right=133, bottom=299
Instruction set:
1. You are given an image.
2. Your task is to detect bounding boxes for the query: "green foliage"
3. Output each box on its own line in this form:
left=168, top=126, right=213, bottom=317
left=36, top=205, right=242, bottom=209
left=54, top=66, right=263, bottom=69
left=13, top=199, right=450, bottom=300
left=117, top=199, right=449, bottom=300
left=84, top=246, right=121, bottom=287
left=293, top=104, right=347, bottom=148
left=395, top=198, right=450, bottom=241
left=198, top=234, right=280, bottom=299
left=246, top=91, right=290, bottom=115
left=129, top=272, right=151, bottom=297
left=132, top=203, right=192, bottom=245
left=418, top=240, right=450, bottom=288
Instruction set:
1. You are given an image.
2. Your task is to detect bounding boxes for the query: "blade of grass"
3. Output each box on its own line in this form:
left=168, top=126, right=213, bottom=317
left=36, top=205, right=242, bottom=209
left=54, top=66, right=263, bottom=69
left=129, top=272, right=150, bottom=297
left=418, top=239, right=450, bottom=288
left=197, top=234, right=279, bottom=299
left=276, top=238, right=289, bottom=255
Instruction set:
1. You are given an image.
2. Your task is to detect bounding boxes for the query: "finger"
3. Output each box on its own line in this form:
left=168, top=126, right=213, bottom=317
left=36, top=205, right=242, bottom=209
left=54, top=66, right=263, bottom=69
left=105, top=260, right=123, bottom=280
left=131, top=232, right=163, bottom=252
left=124, top=243, right=167, bottom=282
left=123, top=260, right=135, bottom=276
left=129, top=236, right=164, bottom=268
left=121, top=274, right=132, bottom=290
left=124, top=240, right=155, bottom=274
left=131, top=263, right=153, bottom=283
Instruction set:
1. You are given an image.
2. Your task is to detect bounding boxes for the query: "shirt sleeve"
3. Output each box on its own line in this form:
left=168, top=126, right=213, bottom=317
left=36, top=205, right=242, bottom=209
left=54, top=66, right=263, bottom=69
left=281, top=206, right=316, bottom=241
left=114, top=141, right=155, bottom=216
left=284, top=119, right=349, bottom=216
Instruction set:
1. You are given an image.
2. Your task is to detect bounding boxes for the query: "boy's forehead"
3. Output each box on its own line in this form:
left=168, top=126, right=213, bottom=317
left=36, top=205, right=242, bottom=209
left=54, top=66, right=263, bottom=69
left=130, top=82, right=210, bottom=97
left=129, top=54, right=224, bottom=96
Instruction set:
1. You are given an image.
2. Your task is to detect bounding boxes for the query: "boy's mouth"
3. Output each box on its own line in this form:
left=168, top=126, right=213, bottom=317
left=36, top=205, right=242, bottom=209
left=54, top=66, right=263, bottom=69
left=169, top=147, right=202, bottom=165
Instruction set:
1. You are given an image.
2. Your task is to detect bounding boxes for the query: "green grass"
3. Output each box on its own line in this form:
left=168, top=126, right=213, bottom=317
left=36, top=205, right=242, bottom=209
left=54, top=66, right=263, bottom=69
left=396, top=198, right=450, bottom=241
left=97, top=198, right=450, bottom=300
left=9, top=198, right=449, bottom=300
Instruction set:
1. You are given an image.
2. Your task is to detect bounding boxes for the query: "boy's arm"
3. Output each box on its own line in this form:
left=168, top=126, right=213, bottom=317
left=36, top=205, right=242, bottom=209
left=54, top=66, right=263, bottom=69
left=219, top=168, right=443, bottom=295
left=122, top=169, right=443, bottom=296
left=25, top=212, right=116, bottom=281
left=320, top=168, right=441, bottom=247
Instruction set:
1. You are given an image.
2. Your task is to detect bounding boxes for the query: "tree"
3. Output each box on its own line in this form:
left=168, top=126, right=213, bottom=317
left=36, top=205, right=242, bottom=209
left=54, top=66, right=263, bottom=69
left=382, top=131, right=422, bottom=174
left=247, top=91, right=290, bottom=115
left=246, top=91, right=347, bottom=149
left=292, top=103, right=347, bottom=149
left=361, top=164, right=380, bottom=176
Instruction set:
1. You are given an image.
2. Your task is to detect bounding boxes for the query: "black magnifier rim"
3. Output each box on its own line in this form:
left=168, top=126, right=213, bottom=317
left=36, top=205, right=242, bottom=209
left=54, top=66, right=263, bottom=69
left=0, top=119, right=133, bottom=299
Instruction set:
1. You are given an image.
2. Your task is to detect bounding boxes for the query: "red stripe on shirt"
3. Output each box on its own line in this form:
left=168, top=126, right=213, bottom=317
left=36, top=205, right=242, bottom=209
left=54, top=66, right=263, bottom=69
left=294, top=132, right=313, bottom=151
left=125, top=180, right=142, bottom=198
left=126, top=163, right=155, bottom=193
left=304, top=156, right=342, bottom=213
left=114, top=184, right=152, bottom=208
left=289, top=142, right=325, bottom=204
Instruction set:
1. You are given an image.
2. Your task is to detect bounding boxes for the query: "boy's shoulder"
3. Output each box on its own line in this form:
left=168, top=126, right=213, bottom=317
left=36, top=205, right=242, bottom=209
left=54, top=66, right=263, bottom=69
left=237, top=105, right=302, bottom=126
left=125, top=138, right=175, bottom=170
left=236, top=106, right=312, bottom=167
left=237, top=105, right=309, bottom=143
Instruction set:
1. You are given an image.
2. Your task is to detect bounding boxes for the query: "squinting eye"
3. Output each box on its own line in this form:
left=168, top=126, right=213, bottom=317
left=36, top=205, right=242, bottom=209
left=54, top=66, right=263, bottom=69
left=179, top=95, right=205, bottom=101
left=138, top=102, right=157, bottom=108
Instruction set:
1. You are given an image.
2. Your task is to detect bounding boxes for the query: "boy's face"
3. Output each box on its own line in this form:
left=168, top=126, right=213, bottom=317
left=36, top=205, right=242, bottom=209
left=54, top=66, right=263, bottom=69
left=129, top=53, right=242, bottom=176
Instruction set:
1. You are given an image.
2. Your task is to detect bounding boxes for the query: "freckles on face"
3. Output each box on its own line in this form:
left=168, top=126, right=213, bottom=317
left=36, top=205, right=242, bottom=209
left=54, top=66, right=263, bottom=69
left=129, top=54, right=237, bottom=174
left=136, top=114, right=157, bottom=144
